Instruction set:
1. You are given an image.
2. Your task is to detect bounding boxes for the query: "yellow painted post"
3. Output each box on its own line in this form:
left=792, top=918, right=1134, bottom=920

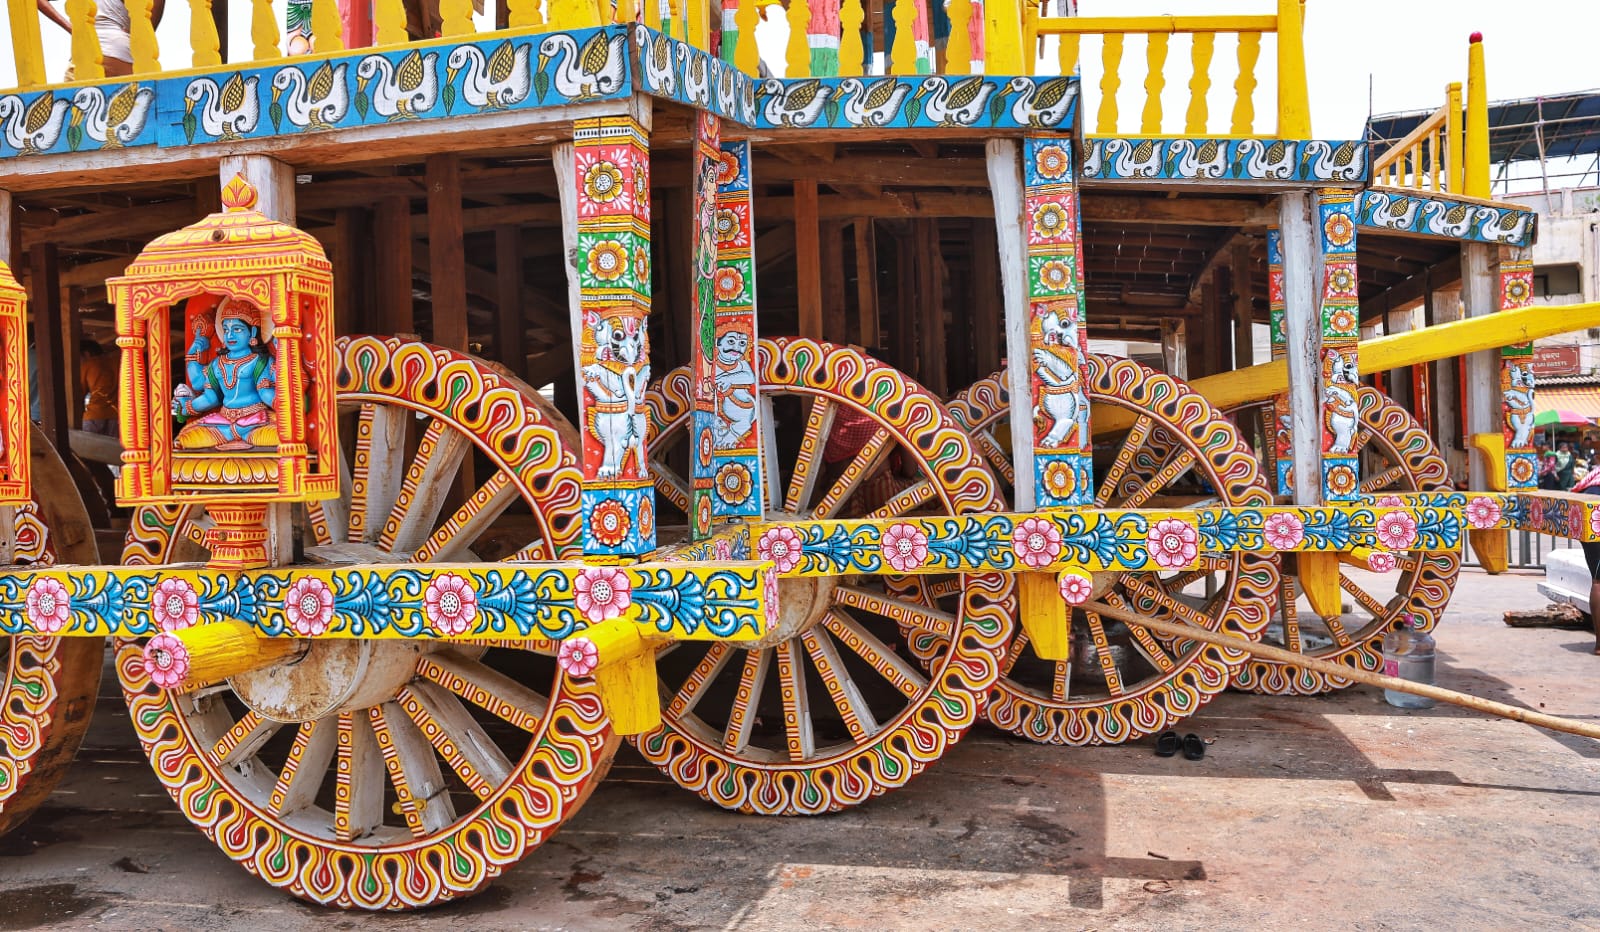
left=563, top=620, right=666, bottom=735
left=249, top=0, right=279, bottom=60
left=188, top=0, right=222, bottom=68
left=1017, top=573, right=1068, bottom=661
left=1141, top=31, right=1168, bottom=134
left=130, top=0, right=160, bottom=72
left=1464, top=34, right=1489, bottom=199
left=67, top=0, right=107, bottom=80
left=838, top=0, right=865, bottom=76
left=313, top=0, right=347, bottom=50
left=944, top=0, right=973, bottom=75
left=888, top=0, right=916, bottom=76
left=1445, top=81, right=1463, bottom=193
left=984, top=0, right=1024, bottom=74
left=787, top=0, right=813, bottom=77
left=152, top=619, right=305, bottom=691
left=7, top=0, right=47, bottom=87
left=687, top=0, right=708, bottom=49
left=734, top=0, right=760, bottom=75
left=1057, top=32, right=1080, bottom=77
left=617, top=0, right=638, bottom=22
left=1231, top=31, right=1261, bottom=135
left=1185, top=32, right=1214, bottom=134
left=1275, top=0, right=1311, bottom=137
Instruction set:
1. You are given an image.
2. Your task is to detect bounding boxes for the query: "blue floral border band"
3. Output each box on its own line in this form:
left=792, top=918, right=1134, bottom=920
left=0, top=560, right=775, bottom=640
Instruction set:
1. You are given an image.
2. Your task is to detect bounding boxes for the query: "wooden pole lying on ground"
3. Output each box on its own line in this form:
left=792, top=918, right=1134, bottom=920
left=1084, top=599, right=1600, bottom=742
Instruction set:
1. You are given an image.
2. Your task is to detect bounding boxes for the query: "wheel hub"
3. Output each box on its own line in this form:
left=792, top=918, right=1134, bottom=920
left=230, top=639, right=431, bottom=723
left=746, top=575, right=839, bottom=649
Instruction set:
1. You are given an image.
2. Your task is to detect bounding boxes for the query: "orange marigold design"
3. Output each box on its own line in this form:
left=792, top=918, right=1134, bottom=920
left=1038, top=260, right=1072, bottom=292
left=1323, top=212, right=1354, bottom=247
left=714, top=267, right=745, bottom=302
left=591, top=499, right=632, bottom=547
left=1031, top=201, right=1070, bottom=240
left=587, top=240, right=629, bottom=282
left=1035, top=144, right=1069, bottom=180
left=1325, top=463, right=1357, bottom=496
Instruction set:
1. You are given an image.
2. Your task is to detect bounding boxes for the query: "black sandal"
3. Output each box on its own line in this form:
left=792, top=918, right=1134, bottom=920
left=1154, top=731, right=1180, bottom=757
left=1181, top=734, right=1206, bottom=761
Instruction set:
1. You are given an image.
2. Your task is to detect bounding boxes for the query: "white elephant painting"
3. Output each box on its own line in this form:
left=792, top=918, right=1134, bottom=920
left=1033, top=308, right=1090, bottom=449
left=1504, top=363, right=1536, bottom=449
left=583, top=314, right=649, bottom=480
left=1324, top=351, right=1359, bottom=454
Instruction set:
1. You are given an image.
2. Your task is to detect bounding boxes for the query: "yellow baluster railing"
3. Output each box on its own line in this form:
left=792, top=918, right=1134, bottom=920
left=1275, top=0, right=1310, bottom=136
left=1372, top=77, right=1470, bottom=195
left=945, top=0, right=974, bottom=75
left=507, top=0, right=544, bottom=29
left=1057, top=30, right=1080, bottom=78
left=734, top=0, right=760, bottom=74
left=1445, top=81, right=1464, bottom=193
left=1185, top=31, right=1214, bottom=134
left=1232, top=31, right=1261, bottom=134
left=1140, top=31, right=1167, bottom=134
left=7, top=0, right=47, bottom=87
left=66, top=0, right=105, bottom=80
left=888, top=0, right=917, bottom=76
left=787, top=0, right=812, bottom=77
left=313, top=0, right=348, bottom=50
left=1095, top=32, right=1122, bottom=134
left=838, top=0, right=865, bottom=76
left=439, top=0, right=474, bottom=35
left=188, top=0, right=222, bottom=68
left=250, top=0, right=279, bottom=60
left=130, top=0, right=160, bottom=72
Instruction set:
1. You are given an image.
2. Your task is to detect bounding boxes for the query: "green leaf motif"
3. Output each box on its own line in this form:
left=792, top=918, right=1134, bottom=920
left=823, top=99, right=839, bottom=127
left=442, top=82, right=456, bottom=116
left=182, top=111, right=197, bottom=144
left=66, top=122, right=82, bottom=152
left=354, top=91, right=369, bottom=120
left=988, top=89, right=1008, bottom=126
left=269, top=100, right=283, bottom=132
left=905, top=93, right=924, bottom=127
left=533, top=71, right=550, bottom=105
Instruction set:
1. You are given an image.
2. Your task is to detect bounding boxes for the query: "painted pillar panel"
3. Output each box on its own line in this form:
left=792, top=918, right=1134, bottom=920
left=1267, top=227, right=1290, bottom=496
left=1317, top=189, right=1360, bottom=503
left=1500, top=256, right=1536, bottom=489
left=573, top=115, right=655, bottom=557
left=1022, top=136, right=1092, bottom=507
left=710, top=139, right=764, bottom=520
left=689, top=111, right=721, bottom=539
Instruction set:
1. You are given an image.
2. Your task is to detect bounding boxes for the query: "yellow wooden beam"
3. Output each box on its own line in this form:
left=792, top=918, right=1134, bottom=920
left=1017, top=572, right=1068, bottom=661
left=561, top=619, right=665, bottom=735
left=1297, top=551, right=1342, bottom=619
left=1275, top=0, right=1311, bottom=137
left=1464, top=33, right=1490, bottom=199
left=7, top=0, right=47, bottom=87
left=1036, top=14, right=1277, bottom=35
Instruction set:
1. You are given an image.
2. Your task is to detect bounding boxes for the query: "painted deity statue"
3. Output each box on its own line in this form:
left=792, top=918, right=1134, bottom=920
left=172, top=296, right=278, bottom=452
left=713, top=329, right=756, bottom=447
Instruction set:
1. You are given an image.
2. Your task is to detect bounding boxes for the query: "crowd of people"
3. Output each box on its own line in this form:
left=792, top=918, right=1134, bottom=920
left=1537, top=440, right=1599, bottom=491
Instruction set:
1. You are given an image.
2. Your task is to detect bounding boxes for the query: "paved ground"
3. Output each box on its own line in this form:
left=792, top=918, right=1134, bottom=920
left=4, top=567, right=1600, bottom=931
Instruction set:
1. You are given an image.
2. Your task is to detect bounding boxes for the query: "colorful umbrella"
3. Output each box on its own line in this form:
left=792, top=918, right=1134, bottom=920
left=1533, top=409, right=1595, bottom=427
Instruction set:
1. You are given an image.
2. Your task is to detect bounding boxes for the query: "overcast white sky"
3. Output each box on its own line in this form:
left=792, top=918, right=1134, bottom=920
left=5, top=1, right=1597, bottom=141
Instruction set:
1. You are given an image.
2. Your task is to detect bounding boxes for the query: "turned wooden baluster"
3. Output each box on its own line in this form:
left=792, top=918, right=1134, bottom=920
left=1185, top=32, right=1214, bottom=134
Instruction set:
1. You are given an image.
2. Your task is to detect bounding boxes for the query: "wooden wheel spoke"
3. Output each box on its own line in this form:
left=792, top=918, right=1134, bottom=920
left=1395, top=554, right=1420, bottom=573
left=975, top=430, right=1016, bottom=485
left=307, top=435, right=355, bottom=545
left=379, top=418, right=471, bottom=554
left=722, top=648, right=771, bottom=754
left=652, top=461, right=692, bottom=515
left=1083, top=611, right=1126, bottom=696
left=785, top=398, right=837, bottom=514
left=927, top=579, right=962, bottom=600
left=1352, top=428, right=1373, bottom=456
left=1280, top=579, right=1304, bottom=653
left=371, top=701, right=456, bottom=837
left=1360, top=464, right=1408, bottom=493
left=1096, top=415, right=1156, bottom=506
left=415, top=471, right=517, bottom=563
left=210, top=710, right=280, bottom=769
left=349, top=403, right=409, bottom=545
left=398, top=682, right=515, bottom=801
left=418, top=653, right=550, bottom=732
left=1339, top=575, right=1390, bottom=629
left=1102, top=592, right=1176, bottom=673
left=1001, top=629, right=1031, bottom=676
left=667, top=643, right=734, bottom=719
left=833, top=585, right=955, bottom=639
left=1120, top=449, right=1197, bottom=510
left=811, top=428, right=892, bottom=519
left=802, top=630, right=879, bottom=741
left=1051, top=659, right=1072, bottom=702
left=268, top=720, right=338, bottom=818
left=864, top=479, right=937, bottom=520
left=774, top=640, right=815, bottom=762
left=333, top=711, right=385, bottom=843
left=1121, top=576, right=1216, bottom=632
left=822, top=611, right=929, bottom=700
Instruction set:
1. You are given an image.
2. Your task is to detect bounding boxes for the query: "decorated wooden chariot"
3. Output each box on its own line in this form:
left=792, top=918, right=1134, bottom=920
left=3, top=0, right=1599, bottom=911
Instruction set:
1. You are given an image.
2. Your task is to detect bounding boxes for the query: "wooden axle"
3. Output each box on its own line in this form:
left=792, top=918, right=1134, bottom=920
left=142, top=620, right=306, bottom=693
left=1085, top=599, right=1600, bottom=743
left=555, top=620, right=666, bottom=736
left=1096, top=300, right=1600, bottom=435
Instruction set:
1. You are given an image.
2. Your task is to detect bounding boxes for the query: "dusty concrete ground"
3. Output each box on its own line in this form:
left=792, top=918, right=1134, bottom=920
left=3, top=567, right=1599, bottom=931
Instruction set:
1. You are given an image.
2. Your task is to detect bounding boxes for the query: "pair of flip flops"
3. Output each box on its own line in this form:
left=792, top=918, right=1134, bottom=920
left=1154, top=731, right=1206, bottom=760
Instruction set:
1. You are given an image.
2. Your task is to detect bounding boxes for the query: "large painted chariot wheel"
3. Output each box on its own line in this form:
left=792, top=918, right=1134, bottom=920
left=115, top=337, right=616, bottom=910
left=639, top=338, right=1008, bottom=814
left=0, top=427, right=102, bottom=836
left=938, top=359, right=1278, bottom=745
left=1226, top=387, right=1460, bottom=694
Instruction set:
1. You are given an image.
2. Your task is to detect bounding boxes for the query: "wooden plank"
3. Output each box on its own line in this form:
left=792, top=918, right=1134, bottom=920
left=426, top=155, right=467, bottom=351
left=332, top=208, right=363, bottom=337
left=374, top=197, right=413, bottom=336
left=1427, top=284, right=1463, bottom=477
left=494, top=225, right=524, bottom=379
left=1083, top=195, right=1279, bottom=227
left=795, top=178, right=823, bottom=339
left=1185, top=296, right=1209, bottom=379
left=1160, top=319, right=1188, bottom=378
left=970, top=219, right=1002, bottom=378
left=29, top=244, right=67, bottom=452
left=985, top=140, right=1034, bottom=512
left=662, top=186, right=693, bottom=373
left=1277, top=191, right=1323, bottom=507
left=1359, top=251, right=1462, bottom=322
left=915, top=218, right=947, bottom=397
left=822, top=220, right=848, bottom=343
left=0, top=190, right=15, bottom=270
left=853, top=219, right=880, bottom=349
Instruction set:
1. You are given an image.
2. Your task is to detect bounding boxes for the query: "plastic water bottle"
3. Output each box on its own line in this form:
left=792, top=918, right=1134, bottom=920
left=1382, top=613, right=1437, bottom=709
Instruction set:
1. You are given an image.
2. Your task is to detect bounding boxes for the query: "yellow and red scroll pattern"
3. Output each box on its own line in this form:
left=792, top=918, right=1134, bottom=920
left=944, top=356, right=1277, bottom=746
left=1232, top=387, right=1460, bottom=695
left=1500, top=257, right=1537, bottom=490
left=635, top=338, right=1007, bottom=813
left=0, top=261, right=30, bottom=505
left=0, top=505, right=56, bottom=815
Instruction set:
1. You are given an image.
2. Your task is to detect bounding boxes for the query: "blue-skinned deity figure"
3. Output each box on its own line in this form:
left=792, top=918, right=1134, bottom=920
left=172, top=296, right=278, bottom=452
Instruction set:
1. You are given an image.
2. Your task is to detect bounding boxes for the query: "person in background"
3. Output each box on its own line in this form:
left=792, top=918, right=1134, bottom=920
left=1557, top=441, right=1577, bottom=491
left=1539, top=450, right=1561, bottom=490
left=79, top=338, right=118, bottom=437
left=37, top=0, right=166, bottom=78
left=1574, top=464, right=1600, bottom=654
